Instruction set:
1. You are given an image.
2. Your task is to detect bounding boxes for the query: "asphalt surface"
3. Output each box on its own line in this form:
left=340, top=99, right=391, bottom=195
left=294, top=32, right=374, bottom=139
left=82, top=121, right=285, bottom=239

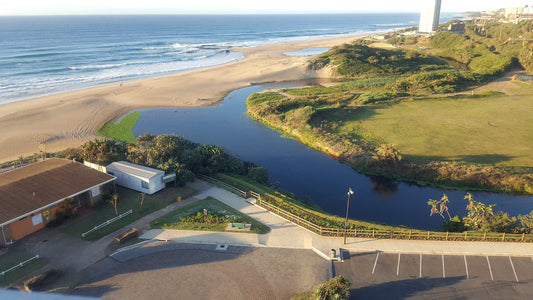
left=71, top=241, right=329, bottom=300
left=334, top=250, right=533, bottom=299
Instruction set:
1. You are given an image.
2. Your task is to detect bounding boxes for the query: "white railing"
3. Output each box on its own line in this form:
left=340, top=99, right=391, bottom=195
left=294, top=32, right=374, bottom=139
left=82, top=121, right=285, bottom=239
left=0, top=255, right=39, bottom=276
left=81, top=209, right=133, bottom=238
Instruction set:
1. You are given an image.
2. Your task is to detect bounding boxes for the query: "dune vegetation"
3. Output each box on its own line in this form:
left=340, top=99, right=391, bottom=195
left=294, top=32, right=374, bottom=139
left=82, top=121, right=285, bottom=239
left=247, top=21, right=533, bottom=194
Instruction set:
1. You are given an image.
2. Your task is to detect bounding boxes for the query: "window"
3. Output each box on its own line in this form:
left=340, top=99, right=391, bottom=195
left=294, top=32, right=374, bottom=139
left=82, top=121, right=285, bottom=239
left=141, top=181, right=149, bottom=189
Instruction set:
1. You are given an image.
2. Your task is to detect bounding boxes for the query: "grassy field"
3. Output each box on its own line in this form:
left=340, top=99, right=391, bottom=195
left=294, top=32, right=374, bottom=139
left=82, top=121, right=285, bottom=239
left=338, top=95, right=533, bottom=167
left=96, top=111, right=140, bottom=144
left=60, top=186, right=197, bottom=240
left=150, top=196, right=270, bottom=234
left=0, top=248, right=46, bottom=287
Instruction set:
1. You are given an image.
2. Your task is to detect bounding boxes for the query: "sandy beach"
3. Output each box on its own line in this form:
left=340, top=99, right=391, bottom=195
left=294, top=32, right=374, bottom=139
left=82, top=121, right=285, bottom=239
left=0, top=35, right=361, bottom=163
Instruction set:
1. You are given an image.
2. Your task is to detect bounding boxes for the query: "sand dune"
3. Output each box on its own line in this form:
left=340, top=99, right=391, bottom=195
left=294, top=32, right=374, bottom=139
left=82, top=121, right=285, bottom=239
left=0, top=35, right=361, bottom=163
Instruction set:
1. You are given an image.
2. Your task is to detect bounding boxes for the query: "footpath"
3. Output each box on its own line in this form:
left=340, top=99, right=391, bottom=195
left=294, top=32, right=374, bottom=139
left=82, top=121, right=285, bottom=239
left=139, top=180, right=533, bottom=259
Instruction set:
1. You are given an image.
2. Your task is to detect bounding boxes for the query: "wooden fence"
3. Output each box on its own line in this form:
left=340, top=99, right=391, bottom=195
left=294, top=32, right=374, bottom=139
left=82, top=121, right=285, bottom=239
left=198, top=174, right=533, bottom=243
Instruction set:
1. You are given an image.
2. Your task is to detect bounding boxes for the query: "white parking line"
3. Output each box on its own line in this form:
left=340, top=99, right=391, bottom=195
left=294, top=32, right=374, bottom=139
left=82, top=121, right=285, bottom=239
left=464, top=255, right=469, bottom=279
left=396, top=253, right=401, bottom=276
left=419, top=254, right=422, bottom=278
left=509, top=257, right=519, bottom=283
left=442, top=255, right=446, bottom=278
left=372, top=252, right=380, bottom=275
left=486, top=256, right=494, bottom=281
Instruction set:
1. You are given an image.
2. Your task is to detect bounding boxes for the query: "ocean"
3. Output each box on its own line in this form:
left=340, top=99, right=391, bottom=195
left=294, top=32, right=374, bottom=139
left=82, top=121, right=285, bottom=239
left=0, top=14, right=451, bottom=104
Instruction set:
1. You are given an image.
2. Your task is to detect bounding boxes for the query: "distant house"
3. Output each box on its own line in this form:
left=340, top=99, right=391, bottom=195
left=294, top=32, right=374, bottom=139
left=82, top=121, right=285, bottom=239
left=106, top=161, right=170, bottom=195
left=0, top=158, right=116, bottom=246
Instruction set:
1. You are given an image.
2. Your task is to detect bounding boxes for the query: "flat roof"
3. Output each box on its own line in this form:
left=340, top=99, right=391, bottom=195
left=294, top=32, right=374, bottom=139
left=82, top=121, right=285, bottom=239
left=106, top=161, right=164, bottom=179
left=0, top=158, right=115, bottom=226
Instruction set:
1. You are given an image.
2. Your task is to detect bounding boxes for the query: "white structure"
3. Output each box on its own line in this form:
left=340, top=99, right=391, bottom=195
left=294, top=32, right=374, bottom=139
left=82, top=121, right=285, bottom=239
left=106, top=161, right=165, bottom=194
left=419, top=0, right=442, bottom=33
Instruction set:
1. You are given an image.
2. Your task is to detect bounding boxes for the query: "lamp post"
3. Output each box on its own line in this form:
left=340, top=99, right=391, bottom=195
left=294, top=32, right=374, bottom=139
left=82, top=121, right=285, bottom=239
left=344, top=187, right=354, bottom=245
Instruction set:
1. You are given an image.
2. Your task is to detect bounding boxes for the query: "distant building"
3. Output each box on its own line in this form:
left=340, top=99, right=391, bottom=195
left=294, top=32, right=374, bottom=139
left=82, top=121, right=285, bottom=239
left=505, top=5, right=533, bottom=23
left=0, top=158, right=115, bottom=245
left=419, top=0, right=442, bottom=33
left=106, top=161, right=172, bottom=195
left=447, top=22, right=466, bottom=34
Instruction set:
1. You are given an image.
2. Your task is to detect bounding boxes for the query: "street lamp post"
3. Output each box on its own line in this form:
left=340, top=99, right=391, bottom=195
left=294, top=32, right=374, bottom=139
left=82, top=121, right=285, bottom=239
left=343, top=187, right=354, bottom=245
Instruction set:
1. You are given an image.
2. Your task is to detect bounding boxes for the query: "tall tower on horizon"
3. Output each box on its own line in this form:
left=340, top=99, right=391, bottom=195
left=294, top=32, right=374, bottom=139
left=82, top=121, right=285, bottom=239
left=419, top=0, right=442, bottom=33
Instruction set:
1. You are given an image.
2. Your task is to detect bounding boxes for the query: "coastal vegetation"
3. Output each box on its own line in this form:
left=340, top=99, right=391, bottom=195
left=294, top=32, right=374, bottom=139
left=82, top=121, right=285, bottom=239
left=150, top=196, right=270, bottom=234
left=429, top=193, right=533, bottom=234
left=96, top=111, right=140, bottom=144
left=246, top=21, right=533, bottom=194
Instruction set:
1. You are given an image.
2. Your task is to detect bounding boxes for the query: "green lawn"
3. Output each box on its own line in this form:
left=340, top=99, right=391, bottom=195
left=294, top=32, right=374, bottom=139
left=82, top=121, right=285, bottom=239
left=338, top=95, right=533, bottom=167
left=150, top=196, right=270, bottom=234
left=61, top=186, right=197, bottom=240
left=96, top=111, right=140, bottom=144
left=0, top=248, right=46, bottom=287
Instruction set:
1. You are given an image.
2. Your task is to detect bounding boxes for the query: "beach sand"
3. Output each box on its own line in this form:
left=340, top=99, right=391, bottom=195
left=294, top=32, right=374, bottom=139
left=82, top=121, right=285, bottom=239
left=0, top=35, right=361, bottom=163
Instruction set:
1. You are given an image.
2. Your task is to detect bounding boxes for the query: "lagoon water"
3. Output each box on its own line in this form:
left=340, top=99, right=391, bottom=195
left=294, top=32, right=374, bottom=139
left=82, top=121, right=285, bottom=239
left=133, top=84, right=533, bottom=230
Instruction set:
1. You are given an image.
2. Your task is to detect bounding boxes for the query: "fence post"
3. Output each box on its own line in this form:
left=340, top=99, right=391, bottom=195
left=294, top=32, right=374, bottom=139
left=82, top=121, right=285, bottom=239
left=502, top=232, right=506, bottom=242
left=464, top=231, right=468, bottom=241
left=354, top=229, right=357, bottom=237
left=427, top=231, right=430, bottom=240
left=408, top=230, right=412, bottom=240
left=390, top=230, right=393, bottom=239
left=372, top=229, right=375, bottom=238
left=446, top=232, right=449, bottom=241
left=522, top=233, right=525, bottom=242
left=483, top=232, right=487, bottom=241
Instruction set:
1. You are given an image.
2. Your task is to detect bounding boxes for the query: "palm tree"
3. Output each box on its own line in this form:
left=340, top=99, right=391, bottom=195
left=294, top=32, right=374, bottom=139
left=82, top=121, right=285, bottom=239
left=439, top=194, right=452, bottom=220
left=110, top=193, right=119, bottom=215
left=427, top=199, right=444, bottom=220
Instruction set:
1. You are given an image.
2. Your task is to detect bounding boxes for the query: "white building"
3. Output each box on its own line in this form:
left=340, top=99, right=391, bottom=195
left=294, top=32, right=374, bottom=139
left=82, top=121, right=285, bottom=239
left=106, top=161, right=166, bottom=195
left=419, top=0, right=442, bottom=33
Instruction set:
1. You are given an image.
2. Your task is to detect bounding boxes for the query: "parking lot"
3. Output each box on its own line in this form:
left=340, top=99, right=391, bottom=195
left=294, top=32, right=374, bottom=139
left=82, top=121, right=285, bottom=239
left=335, top=251, right=533, bottom=299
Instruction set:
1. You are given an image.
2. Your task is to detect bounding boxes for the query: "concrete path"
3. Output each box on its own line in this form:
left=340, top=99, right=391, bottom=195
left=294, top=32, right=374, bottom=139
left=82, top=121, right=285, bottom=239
left=141, top=180, right=533, bottom=259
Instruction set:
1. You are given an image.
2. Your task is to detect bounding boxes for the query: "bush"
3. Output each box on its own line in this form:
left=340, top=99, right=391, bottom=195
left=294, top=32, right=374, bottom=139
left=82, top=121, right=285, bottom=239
left=24, top=269, right=62, bottom=292
left=481, top=212, right=519, bottom=233
left=312, top=275, right=351, bottom=300
left=247, top=167, right=269, bottom=186
left=441, top=216, right=466, bottom=232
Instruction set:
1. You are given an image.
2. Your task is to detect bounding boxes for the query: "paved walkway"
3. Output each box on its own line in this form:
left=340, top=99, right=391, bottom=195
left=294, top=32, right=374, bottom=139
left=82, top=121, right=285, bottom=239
left=140, top=180, right=533, bottom=259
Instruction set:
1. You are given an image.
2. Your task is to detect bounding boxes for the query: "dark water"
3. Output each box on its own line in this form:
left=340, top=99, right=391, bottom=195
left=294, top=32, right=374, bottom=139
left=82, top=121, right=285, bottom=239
left=133, top=84, right=533, bottom=230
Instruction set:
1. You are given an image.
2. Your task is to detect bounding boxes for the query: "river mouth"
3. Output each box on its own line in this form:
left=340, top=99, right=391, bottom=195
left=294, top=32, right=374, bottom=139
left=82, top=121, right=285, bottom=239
left=132, top=83, right=533, bottom=230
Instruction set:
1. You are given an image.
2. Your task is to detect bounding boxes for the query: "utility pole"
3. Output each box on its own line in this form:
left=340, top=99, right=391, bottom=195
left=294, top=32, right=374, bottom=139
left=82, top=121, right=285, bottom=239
left=343, top=187, right=354, bottom=245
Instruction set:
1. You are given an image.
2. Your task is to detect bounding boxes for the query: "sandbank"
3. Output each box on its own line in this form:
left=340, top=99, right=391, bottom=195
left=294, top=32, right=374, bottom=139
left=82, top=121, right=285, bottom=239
left=0, top=34, right=362, bottom=163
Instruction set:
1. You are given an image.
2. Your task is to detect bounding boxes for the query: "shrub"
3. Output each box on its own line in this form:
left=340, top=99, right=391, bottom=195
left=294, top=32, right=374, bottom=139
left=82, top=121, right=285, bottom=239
left=312, top=275, right=351, bottom=300
left=247, top=167, right=269, bottom=186
left=24, top=269, right=62, bottom=292
left=441, top=216, right=466, bottom=232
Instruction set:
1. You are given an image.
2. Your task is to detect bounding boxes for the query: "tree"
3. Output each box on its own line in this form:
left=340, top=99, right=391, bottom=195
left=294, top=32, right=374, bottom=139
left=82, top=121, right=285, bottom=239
left=140, top=193, right=145, bottom=208
left=110, top=193, right=119, bottom=215
left=427, top=193, right=452, bottom=221
left=463, top=193, right=495, bottom=230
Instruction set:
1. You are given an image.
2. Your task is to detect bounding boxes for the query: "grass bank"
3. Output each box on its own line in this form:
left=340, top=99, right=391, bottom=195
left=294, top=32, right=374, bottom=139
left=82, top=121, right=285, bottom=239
left=246, top=89, right=533, bottom=195
left=96, top=111, right=140, bottom=144
left=60, top=186, right=197, bottom=240
left=150, top=196, right=270, bottom=234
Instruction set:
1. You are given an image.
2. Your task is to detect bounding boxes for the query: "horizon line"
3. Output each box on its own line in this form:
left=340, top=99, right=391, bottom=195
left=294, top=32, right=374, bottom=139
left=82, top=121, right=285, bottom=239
left=0, top=11, right=470, bottom=17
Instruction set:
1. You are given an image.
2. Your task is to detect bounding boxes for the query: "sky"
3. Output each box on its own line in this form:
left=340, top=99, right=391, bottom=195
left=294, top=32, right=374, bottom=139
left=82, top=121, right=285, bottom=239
left=1, top=0, right=532, bottom=15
